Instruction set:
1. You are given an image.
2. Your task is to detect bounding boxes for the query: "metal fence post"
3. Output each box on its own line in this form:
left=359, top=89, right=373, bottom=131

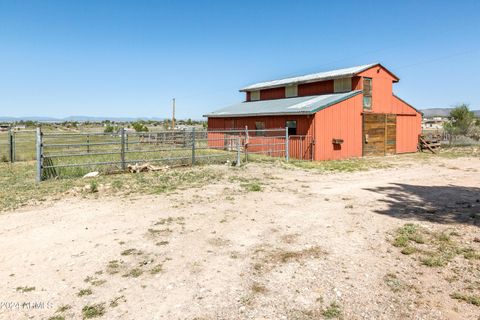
left=12, top=130, right=16, bottom=162
left=191, top=127, right=196, bottom=166
left=86, top=134, right=90, bottom=153
left=8, top=128, right=14, bottom=163
left=244, top=125, right=248, bottom=162
left=120, top=128, right=126, bottom=171
left=285, top=127, right=289, bottom=162
left=300, top=136, right=304, bottom=160
left=36, top=127, right=42, bottom=183
left=236, top=136, right=241, bottom=166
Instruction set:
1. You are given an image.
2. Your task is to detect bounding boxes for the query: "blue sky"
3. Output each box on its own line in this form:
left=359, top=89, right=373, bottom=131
left=1, top=0, right=479, bottom=119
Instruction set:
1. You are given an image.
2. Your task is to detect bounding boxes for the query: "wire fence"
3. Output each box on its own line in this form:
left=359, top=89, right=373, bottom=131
left=422, top=129, right=480, bottom=146
left=0, top=131, right=9, bottom=162
left=35, top=127, right=312, bottom=182
left=0, top=129, right=44, bottom=162
left=0, top=129, right=37, bottom=162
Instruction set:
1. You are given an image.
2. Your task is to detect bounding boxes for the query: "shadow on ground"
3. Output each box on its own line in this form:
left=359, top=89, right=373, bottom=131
left=366, top=183, right=480, bottom=226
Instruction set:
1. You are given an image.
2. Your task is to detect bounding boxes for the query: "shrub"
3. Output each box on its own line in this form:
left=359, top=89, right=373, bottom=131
left=104, top=125, right=115, bottom=133
left=322, top=302, right=342, bottom=319
left=82, top=303, right=105, bottom=318
left=89, top=181, right=98, bottom=193
left=132, top=122, right=149, bottom=132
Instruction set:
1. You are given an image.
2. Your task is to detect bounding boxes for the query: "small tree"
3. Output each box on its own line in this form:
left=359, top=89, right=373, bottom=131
left=443, top=103, right=475, bottom=144
left=104, top=124, right=115, bottom=133
left=444, top=104, right=475, bottom=137
left=132, top=122, right=149, bottom=132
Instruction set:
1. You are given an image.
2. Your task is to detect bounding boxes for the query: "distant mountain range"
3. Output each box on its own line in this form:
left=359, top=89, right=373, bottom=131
left=0, top=116, right=167, bottom=122
left=419, top=108, right=480, bottom=117
left=1, top=109, right=479, bottom=122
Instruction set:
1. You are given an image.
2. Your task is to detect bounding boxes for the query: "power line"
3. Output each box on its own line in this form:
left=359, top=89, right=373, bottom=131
left=396, top=49, right=479, bottom=70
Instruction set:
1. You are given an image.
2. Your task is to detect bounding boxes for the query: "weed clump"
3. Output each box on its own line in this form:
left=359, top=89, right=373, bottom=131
left=82, top=303, right=105, bottom=318
left=450, top=292, right=480, bottom=306
left=16, top=286, right=35, bottom=292
left=77, top=288, right=93, bottom=296
left=89, top=181, right=98, bottom=193
left=242, top=182, right=262, bottom=192
left=322, top=302, right=342, bottom=319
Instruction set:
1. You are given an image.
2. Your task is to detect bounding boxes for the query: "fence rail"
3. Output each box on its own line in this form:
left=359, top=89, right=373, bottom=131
left=0, top=129, right=37, bottom=162
left=34, top=127, right=313, bottom=182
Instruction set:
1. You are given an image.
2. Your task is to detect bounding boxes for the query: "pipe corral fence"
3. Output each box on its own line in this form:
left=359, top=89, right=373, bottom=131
left=34, top=127, right=314, bottom=182
left=0, top=129, right=37, bottom=162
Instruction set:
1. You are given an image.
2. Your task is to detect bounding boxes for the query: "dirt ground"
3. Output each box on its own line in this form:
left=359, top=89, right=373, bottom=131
left=1, top=155, right=479, bottom=320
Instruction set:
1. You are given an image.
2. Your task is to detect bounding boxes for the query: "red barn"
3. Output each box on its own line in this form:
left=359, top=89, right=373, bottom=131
left=205, top=63, right=422, bottom=160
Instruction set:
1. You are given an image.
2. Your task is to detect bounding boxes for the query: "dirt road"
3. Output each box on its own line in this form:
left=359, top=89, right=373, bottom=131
left=1, top=155, right=479, bottom=319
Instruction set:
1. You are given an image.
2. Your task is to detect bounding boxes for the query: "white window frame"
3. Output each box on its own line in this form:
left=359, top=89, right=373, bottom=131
left=333, top=77, right=352, bottom=93
left=250, top=90, right=260, bottom=101
left=285, top=85, right=298, bottom=98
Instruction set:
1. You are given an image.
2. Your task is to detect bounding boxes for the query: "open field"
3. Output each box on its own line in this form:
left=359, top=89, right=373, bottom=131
left=0, top=147, right=479, bottom=319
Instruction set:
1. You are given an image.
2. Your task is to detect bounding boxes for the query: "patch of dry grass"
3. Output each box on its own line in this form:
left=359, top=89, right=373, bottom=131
left=77, top=288, right=93, bottom=296
left=391, top=224, right=470, bottom=267
left=16, top=286, right=35, bottom=292
left=82, top=303, right=105, bottom=318
left=391, top=223, right=480, bottom=306
left=383, top=273, right=413, bottom=293
left=251, top=282, right=268, bottom=294
left=252, top=245, right=326, bottom=274
left=109, top=295, right=126, bottom=308
left=0, top=162, right=223, bottom=212
left=122, top=268, right=143, bottom=278
left=450, top=292, right=480, bottom=306
left=106, top=260, right=123, bottom=274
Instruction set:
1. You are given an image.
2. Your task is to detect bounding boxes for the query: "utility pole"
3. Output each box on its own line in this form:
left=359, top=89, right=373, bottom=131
left=172, top=98, right=175, bottom=130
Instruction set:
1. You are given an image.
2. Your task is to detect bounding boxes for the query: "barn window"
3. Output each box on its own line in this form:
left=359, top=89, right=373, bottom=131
left=285, top=85, right=298, bottom=98
left=286, top=120, right=297, bottom=136
left=255, top=121, right=265, bottom=136
left=250, top=90, right=260, bottom=101
left=334, top=78, right=352, bottom=93
left=363, top=78, right=372, bottom=110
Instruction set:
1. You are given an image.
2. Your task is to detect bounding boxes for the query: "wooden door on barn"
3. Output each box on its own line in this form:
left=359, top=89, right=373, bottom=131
left=363, top=114, right=396, bottom=156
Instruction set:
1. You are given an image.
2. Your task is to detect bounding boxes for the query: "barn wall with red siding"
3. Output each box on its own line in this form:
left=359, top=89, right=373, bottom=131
left=208, top=115, right=314, bottom=136
left=207, top=115, right=315, bottom=160
left=298, top=80, right=334, bottom=96
left=393, top=95, right=422, bottom=153
left=313, top=94, right=363, bottom=160
left=260, top=87, right=285, bottom=100
left=352, top=76, right=362, bottom=90
left=357, top=66, right=396, bottom=114
left=245, top=76, right=366, bottom=102
left=391, top=94, right=419, bottom=115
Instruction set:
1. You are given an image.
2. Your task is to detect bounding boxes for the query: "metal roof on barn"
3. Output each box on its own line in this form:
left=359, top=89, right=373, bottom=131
left=239, top=63, right=397, bottom=92
left=204, top=91, right=361, bottom=118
